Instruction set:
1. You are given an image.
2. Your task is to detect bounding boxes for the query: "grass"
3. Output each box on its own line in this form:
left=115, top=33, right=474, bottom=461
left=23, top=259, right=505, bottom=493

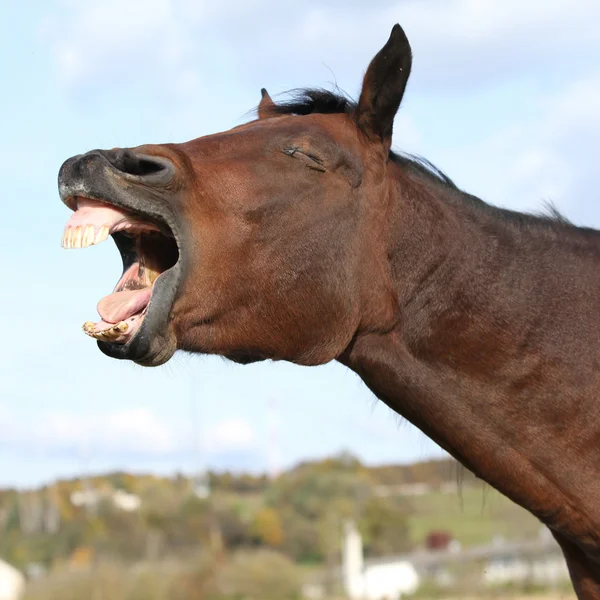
left=226, top=481, right=545, bottom=549
left=405, top=483, right=542, bottom=547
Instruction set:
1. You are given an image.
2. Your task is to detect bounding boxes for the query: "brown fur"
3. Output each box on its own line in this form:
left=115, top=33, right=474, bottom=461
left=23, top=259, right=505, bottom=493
left=59, top=25, right=600, bottom=597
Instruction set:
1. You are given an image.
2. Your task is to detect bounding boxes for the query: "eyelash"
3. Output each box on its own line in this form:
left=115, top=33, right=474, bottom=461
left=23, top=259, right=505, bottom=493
left=283, top=147, right=326, bottom=172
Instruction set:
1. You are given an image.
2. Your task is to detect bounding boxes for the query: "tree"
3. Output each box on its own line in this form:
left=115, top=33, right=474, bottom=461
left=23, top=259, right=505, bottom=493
left=360, top=496, right=411, bottom=556
left=250, top=507, right=284, bottom=547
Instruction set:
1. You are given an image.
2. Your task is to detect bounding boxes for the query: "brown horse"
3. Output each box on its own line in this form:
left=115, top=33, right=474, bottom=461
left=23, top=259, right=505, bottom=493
left=58, top=25, right=600, bottom=598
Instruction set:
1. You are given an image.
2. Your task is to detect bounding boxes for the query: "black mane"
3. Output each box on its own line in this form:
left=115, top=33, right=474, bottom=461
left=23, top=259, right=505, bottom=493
left=270, top=88, right=356, bottom=117
left=265, top=88, right=583, bottom=234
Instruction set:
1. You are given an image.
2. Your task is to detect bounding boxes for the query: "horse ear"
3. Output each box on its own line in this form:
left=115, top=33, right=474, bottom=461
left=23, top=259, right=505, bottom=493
left=258, top=88, right=275, bottom=119
left=356, top=24, right=412, bottom=144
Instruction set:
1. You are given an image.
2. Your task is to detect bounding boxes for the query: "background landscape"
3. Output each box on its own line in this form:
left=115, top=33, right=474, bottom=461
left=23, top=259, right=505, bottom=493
left=3, top=455, right=569, bottom=599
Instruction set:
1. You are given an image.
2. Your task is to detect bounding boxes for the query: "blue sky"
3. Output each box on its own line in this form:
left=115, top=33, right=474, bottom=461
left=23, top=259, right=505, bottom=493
left=2, top=0, right=600, bottom=487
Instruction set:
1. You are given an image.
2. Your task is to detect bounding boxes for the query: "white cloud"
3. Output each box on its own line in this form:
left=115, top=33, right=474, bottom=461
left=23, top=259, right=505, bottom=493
left=427, top=67, right=600, bottom=228
left=291, top=0, right=600, bottom=90
left=43, top=0, right=600, bottom=102
left=206, top=418, right=255, bottom=452
left=40, top=0, right=200, bottom=101
left=0, top=406, right=256, bottom=460
left=178, top=0, right=265, bottom=25
left=6, top=407, right=178, bottom=455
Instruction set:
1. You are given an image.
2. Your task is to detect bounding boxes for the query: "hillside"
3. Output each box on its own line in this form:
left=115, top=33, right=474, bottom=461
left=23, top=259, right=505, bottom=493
left=0, top=454, right=542, bottom=572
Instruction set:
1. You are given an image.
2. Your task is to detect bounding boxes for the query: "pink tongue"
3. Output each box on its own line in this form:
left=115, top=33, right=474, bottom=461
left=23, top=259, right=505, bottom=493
left=65, top=198, right=130, bottom=231
left=97, top=288, right=152, bottom=324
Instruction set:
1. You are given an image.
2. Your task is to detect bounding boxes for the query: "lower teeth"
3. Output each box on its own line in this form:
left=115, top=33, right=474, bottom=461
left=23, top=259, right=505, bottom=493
left=82, top=320, right=129, bottom=341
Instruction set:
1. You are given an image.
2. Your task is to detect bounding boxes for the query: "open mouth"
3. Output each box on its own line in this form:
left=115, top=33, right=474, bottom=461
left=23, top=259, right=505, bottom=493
left=61, top=197, right=179, bottom=345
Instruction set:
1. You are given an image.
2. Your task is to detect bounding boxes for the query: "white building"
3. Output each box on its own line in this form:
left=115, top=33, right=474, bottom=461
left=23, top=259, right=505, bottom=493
left=70, top=489, right=101, bottom=508
left=112, top=490, right=141, bottom=512
left=482, top=532, right=569, bottom=586
left=339, top=521, right=569, bottom=598
left=406, top=529, right=570, bottom=590
left=0, top=560, right=24, bottom=600
left=342, top=521, right=419, bottom=600
left=70, top=489, right=141, bottom=512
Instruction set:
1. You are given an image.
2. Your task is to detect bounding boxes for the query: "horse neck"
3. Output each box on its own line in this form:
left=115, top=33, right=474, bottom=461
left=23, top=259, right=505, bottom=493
left=339, top=165, right=600, bottom=544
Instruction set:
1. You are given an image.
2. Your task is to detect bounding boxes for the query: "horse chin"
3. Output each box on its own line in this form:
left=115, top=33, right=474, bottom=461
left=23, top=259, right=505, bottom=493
left=224, top=349, right=269, bottom=365
left=98, top=321, right=178, bottom=367
left=96, top=268, right=181, bottom=367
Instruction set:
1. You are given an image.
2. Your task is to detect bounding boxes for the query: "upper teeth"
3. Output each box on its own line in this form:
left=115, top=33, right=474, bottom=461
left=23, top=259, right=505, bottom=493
left=62, top=224, right=110, bottom=249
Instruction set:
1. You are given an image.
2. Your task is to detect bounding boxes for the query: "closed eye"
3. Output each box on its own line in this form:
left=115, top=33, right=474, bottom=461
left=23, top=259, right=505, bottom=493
left=283, top=147, right=326, bottom=172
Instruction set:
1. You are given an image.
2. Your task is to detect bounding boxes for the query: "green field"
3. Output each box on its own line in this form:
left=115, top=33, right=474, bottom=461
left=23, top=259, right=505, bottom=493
left=405, top=484, right=543, bottom=547
left=225, top=481, right=545, bottom=550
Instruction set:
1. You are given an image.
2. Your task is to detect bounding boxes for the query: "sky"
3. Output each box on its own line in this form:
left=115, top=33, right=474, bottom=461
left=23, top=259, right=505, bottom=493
left=1, top=0, right=600, bottom=488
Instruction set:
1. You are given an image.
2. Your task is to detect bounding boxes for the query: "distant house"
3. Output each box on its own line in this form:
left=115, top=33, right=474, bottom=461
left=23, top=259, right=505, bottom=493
left=111, top=490, right=141, bottom=512
left=337, top=521, right=570, bottom=598
left=70, top=489, right=102, bottom=509
left=374, top=483, right=431, bottom=498
left=482, top=533, right=569, bottom=586
left=377, top=529, right=570, bottom=591
left=70, top=488, right=140, bottom=512
left=342, top=521, right=419, bottom=600
left=0, top=560, right=24, bottom=600
left=424, top=531, right=455, bottom=551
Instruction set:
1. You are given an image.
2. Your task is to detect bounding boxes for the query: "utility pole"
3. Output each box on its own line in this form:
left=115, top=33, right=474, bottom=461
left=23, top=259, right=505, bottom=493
left=44, top=484, right=61, bottom=534
left=267, top=398, right=281, bottom=480
left=189, top=372, right=210, bottom=499
left=189, top=372, right=223, bottom=557
left=79, top=442, right=97, bottom=518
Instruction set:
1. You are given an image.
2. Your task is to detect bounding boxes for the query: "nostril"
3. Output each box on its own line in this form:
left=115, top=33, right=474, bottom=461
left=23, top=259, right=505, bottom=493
left=120, top=153, right=166, bottom=176
left=105, top=150, right=175, bottom=181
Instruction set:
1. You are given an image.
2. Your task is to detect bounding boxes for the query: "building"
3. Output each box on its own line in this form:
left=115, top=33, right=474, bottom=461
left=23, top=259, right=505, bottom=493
left=481, top=532, right=569, bottom=586
left=111, top=490, right=141, bottom=512
left=302, top=518, right=571, bottom=598
left=338, top=521, right=570, bottom=598
left=365, top=531, right=570, bottom=592
left=70, top=488, right=141, bottom=512
left=0, top=560, right=24, bottom=600
left=342, top=521, right=419, bottom=600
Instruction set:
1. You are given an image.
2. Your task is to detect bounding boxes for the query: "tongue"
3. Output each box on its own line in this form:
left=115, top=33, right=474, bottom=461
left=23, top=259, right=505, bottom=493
left=97, top=288, right=152, bottom=324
